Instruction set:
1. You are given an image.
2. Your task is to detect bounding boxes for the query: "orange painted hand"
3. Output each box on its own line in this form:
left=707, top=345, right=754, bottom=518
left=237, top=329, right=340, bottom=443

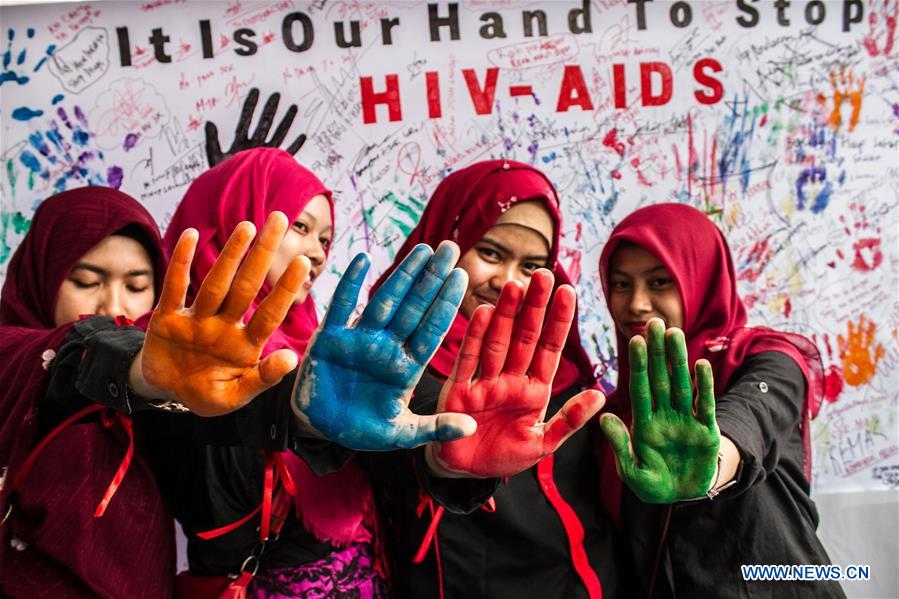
left=837, top=314, right=884, bottom=387
left=138, top=212, right=310, bottom=416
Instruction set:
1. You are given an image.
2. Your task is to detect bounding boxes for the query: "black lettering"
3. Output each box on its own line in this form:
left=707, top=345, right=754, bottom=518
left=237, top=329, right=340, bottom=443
left=282, top=12, right=314, bottom=52
left=428, top=3, right=460, bottom=41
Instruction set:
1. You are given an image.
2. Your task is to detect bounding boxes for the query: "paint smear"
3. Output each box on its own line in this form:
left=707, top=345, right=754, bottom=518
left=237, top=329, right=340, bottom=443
left=837, top=315, right=885, bottom=387
left=11, top=106, right=43, bottom=121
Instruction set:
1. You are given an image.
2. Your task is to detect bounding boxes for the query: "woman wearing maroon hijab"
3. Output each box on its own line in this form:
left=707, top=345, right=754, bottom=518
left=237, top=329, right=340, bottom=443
left=364, top=160, right=627, bottom=599
left=597, top=203, right=843, bottom=598
left=0, top=187, right=175, bottom=598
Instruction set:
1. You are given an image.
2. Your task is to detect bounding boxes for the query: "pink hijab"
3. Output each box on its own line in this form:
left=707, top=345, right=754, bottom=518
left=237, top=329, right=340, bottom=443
left=162, top=147, right=332, bottom=356
left=164, top=148, right=374, bottom=548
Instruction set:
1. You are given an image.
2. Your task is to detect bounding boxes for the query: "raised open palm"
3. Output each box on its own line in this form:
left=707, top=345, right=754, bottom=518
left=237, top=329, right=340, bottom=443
left=600, top=318, right=720, bottom=503
left=140, top=212, right=308, bottom=416
left=292, top=242, right=477, bottom=450
left=428, top=270, right=605, bottom=478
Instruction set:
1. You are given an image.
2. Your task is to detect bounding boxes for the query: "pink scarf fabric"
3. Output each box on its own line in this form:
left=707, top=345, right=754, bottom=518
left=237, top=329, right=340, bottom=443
left=372, top=160, right=595, bottom=394
left=163, top=148, right=373, bottom=547
left=597, top=203, right=824, bottom=521
left=0, top=187, right=174, bottom=598
left=163, top=147, right=332, bottom=356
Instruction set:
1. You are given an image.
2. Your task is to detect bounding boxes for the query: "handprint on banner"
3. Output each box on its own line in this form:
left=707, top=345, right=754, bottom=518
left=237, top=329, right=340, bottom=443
left=813, top=333, right=844, bottom=404
left=16, top=105, right=123, bottom=192
left=1, top=27, right=56, bottom=86
left=204, top=88, right=307, bottom=167
left=862, top=0, right=897, bottom=57
left=826, top=68, right=865, bottom=133
left=837, top=315, right=885, bottom=387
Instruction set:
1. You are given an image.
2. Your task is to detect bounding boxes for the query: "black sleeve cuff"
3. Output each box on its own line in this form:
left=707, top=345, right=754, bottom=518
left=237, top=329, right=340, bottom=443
left=413, top=447, right=500, bottom=515
left=47, top=316, right=148, bottom=414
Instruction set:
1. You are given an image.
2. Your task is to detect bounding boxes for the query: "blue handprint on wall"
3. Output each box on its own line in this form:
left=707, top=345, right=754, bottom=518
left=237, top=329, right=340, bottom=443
left=1, top=27, right=55, bottom=86
left=16, top=105, right=123, bottom=193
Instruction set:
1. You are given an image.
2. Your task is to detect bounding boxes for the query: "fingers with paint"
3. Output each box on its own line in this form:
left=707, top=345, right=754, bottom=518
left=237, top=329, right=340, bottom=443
left=291, top=241, right=478, bottom=450
left=138, top=212, right=308, bottom=416
left=427, top=269, right=605, bottom=479
left=600, top=318, right=721, bottom=504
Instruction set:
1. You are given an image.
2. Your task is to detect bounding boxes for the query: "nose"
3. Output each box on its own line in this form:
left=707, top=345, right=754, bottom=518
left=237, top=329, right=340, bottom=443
left=95, top=284, right=125, bottom=318
left=628, top=283, right=653, bottom=315
left=307, top=240, right=326, bottom=267
left=488, top=262, right=519, bottom=293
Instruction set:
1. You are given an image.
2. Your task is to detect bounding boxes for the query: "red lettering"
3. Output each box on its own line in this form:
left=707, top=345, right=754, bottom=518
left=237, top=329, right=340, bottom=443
left=640, top=62, right=673, bottom=107
left=360, top=75, right=402, bottom=124
left=462, top=68, right=499, bottom=115
left=556, top=65, right=594, bottom=112
left=693, top=58, right=724, bottom=105
left=426, top=71, right=442, bottom=119
left=612, top=64, right=627, bottom=109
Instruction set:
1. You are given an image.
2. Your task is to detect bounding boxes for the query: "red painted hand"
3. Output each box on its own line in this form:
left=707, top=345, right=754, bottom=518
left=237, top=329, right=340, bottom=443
left=428, top=270, right=605, bottom=478
left=138, top=212, right=309, bottom=416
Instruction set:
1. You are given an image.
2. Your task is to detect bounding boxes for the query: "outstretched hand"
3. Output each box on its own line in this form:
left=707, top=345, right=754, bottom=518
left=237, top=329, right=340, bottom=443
left=427, top=270, right=605, bottom=478
left=291, top=242, right=477, bottom=450
left=138, top=212, right=309, bottom=416
left=600, top=318, right=721, bottom=503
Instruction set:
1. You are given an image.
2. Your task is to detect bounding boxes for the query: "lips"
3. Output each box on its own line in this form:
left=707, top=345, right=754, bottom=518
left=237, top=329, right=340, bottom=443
left=626, top=321, right=648, bottom=334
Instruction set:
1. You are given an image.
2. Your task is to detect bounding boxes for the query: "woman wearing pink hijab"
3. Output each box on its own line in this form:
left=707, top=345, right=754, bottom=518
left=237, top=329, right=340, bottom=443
left=151, top=148, right=387, bottom=598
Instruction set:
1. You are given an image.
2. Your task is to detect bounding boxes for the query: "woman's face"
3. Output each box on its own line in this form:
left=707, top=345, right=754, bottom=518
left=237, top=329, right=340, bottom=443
left=456, top=223, right=551, bottom=319
left=607, top=242, right=684, bottom=338
left=266, top=194, right=333, bottom=305
left=53, top=234, right=155, bottom=326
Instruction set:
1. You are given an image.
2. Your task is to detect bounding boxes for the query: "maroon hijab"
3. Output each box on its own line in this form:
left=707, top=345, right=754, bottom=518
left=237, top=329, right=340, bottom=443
left=0, top=187, right=173, bottom=597
left=162, top=147, right=332, bottom=356
left=373, top=160, right=595, bottom=394
left=598, top=203, right=824, bottom=480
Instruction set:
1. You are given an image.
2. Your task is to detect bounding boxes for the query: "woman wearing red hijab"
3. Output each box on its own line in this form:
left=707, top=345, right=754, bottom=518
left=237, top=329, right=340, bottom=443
left=597, top=203, right=843, bottom=598
left=0, top=187, right=175, bottom=598
left=364, top=160, right=625, bottom=599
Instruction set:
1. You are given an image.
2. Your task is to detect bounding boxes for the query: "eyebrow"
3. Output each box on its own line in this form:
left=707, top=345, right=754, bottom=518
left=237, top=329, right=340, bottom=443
left=610, top=265, right=669, bottom=276
left=479, top=237, right=549, bottom=262
left=71, top=263, right=153, bottom=277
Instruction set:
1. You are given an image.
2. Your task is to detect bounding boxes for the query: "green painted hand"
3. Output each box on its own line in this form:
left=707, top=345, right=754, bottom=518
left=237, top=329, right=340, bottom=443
left=600, top=318, right=720, bottom=503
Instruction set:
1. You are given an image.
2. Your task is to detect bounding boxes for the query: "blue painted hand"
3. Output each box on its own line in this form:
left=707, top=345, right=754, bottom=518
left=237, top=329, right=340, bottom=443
left=291, top=242, right=478, bottom=450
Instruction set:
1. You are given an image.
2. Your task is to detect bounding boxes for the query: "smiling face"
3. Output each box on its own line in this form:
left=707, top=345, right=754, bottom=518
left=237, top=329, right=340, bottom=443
left=53, top=234, right=156, bottom=326
left=265, top=194, right=333, bottom=305
left=455, top=201, right=553, bottom=319
left=607, top=242, right=684, bottom=338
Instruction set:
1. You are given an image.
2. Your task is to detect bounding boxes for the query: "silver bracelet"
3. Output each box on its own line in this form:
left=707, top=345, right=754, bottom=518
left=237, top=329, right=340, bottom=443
left=147, top=398, right=191, bottom=413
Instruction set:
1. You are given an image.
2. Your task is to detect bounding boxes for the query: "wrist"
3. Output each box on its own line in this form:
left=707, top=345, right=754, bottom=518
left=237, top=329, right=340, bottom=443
left=425, top=443, right=467, bottom=479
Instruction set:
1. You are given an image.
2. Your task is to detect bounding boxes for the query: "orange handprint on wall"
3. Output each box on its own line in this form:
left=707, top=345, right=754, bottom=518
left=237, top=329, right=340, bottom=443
left=837, top=315, right=885, bottom=387
left=826, top=69, right=866, bottom=133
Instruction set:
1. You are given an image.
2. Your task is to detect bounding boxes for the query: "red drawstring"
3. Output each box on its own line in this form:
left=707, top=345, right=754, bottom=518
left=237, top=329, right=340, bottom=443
left=94, top=411, right=135, bottom=517
left=12, top=403, right=135, bottom=518
left=197, top=450, right=297, bottom=542
left=537, top=454, right=603, bottom=599
left=413, top=492, right=445, bottom=599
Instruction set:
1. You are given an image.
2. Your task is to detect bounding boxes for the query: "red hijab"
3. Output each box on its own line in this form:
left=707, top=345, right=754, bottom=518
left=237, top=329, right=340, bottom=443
left=598, top=203, right=824, bottom=480
left=163, top=148, right=375, bottom=549
left=162, top=147, right=333, bottom=356
left=373, top=160, right=595, bottom=394
left=0, top=187, right=173, bottom=598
